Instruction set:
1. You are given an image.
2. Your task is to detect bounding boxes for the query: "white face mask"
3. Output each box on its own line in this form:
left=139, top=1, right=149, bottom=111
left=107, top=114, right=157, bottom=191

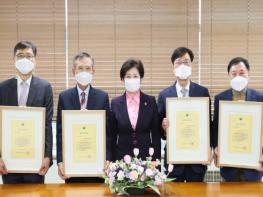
left=15, top=58, right=35, bottom=75
left=75, top=72, right=93, bottom=86
left=175, top=64, right=191, bottom=80
left=125, top=78, right=140, bottom=92
left=230, top=76, right=248, bottom=92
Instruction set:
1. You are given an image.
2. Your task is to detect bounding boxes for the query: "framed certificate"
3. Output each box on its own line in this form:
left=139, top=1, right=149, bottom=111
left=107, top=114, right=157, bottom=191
left=62, top=110, right=106, bottom=177
left=166, top=97, right=210, bottom=164
left=218, top=101, right=263, bottom=169
left=0, top=106, right=45, bottom=173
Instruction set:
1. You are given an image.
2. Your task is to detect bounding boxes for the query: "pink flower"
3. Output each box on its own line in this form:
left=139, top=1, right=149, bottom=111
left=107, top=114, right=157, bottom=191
left=133, top=148, right=139, bottom=157
left=168, top=164, right=174, bottom=173
left=151, top=161, right=158, bottom=168
left=140, top=174, right=145, bottom=181
left=129, top=170, right=138, bottom=181
left=149, top=148, right=154, bottom=156
left=154, top=175, right=162, bottom=186
left=124, top=155, right=131, bottom=164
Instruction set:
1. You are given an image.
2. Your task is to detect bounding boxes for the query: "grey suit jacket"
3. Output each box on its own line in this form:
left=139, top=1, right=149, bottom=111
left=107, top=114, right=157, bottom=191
left=0, top=76, right=54, bottom=166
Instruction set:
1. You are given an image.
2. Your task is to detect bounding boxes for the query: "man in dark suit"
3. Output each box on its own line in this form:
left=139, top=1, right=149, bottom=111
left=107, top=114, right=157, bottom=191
left=158, top=47, right=212, bottom=182
left=0, top=41, right=53, bottom=184
left=56, top=52, right=111, bottom=183
left=213, top=57, right=263, bottom=181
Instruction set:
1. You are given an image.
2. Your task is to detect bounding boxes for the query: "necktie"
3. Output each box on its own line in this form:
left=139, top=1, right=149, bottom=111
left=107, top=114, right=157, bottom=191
left=80, top=92, right=86, bottom=108
left=19, top=81, right=28, bottom=106
left=232, top=91, right=245, bottom=101
left=181, top=88, right=187, bottom=97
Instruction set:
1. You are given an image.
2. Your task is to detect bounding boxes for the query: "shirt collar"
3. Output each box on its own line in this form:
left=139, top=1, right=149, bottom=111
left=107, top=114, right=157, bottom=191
left=126, top=91, right=140, bottom=103
left=77, top=84, right=90, bottom=97
left=176, top=80, right=190, bottom=92
left=232, top=88, right=247, bottom=95
left=16, top=75, right=32, bottom=86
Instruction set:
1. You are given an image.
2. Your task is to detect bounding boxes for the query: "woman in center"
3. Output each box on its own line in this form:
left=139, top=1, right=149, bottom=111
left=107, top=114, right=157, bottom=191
left=110, top=58, right=161, bottom=161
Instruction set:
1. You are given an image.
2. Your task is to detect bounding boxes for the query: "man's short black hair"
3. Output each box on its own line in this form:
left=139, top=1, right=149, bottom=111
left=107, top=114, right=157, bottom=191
left=14, top=41, right=37, bottom=56
left=120, top=58, right=144, bottom=80
left=73, top=52, right=95, bottom=67
left=171, top=47, right=194, bottom=64
left=227, top=57, right=250, bottom=73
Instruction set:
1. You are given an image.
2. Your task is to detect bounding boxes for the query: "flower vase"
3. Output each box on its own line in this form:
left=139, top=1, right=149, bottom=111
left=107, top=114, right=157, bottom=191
left=125, top=187, right=146, bottom=195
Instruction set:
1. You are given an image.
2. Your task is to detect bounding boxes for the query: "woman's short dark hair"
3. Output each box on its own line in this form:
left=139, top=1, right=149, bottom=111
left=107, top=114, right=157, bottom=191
left=120, top=58, right=144, bottom=80
left=14, top=41, right=37, bottom=56
left=227, top=57, right=250, bottom=73
left=171, top=47, right=194, bottom=64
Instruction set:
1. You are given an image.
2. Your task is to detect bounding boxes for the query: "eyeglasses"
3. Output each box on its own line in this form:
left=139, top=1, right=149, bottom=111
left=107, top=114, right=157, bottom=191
left=15, top=54, right=35, bottom=60
left=174, top=59, right=191, bottom=66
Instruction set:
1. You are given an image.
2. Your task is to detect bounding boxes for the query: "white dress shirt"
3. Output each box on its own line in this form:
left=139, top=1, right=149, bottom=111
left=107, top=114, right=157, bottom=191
left=17, top=75, right=32, bottom=105
left=77, top=85, right=90, bottom=109
left=176, top=80, right=190, bottom=98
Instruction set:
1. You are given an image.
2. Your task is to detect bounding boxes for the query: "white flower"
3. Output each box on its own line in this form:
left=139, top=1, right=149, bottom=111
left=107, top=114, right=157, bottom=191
left=109, top=171, right=117, bottom=178
left=119, top=163, right=125, bottom=169
left=137, top=166, right=144, bottom=174
left=109, top=163, right=117, bottom=171
left=109, top=176, right=115, bottom=185
left=149, top=148, right=154, bottom=156
left=162, top=174, right=167, bottom=180
left=145, top=169, right=154, bottom=177
left=133, top=148, right=139, bottom=157
left=155, top=159, right=161, bottom=165
left=117, top=170, right=125, bottom=181
left=130, top=163, right=137, bottom=170
left=168, top=164, right=174, bottom=173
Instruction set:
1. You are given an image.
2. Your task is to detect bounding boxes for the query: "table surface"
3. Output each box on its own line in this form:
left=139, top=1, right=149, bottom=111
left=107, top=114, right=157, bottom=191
left=1, top=182, right=263, bottom=197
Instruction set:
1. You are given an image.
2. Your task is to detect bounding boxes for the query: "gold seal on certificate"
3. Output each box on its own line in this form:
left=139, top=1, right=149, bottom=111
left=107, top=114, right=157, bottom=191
left=62, top=110, right=106, bottom=177
left=0, top=106, right=45, bottom=173
left=166, top=97, right=210, bottom=164
left=218, top=101, right=262, bottom=169
left=176, top=111, right=199, bottom=150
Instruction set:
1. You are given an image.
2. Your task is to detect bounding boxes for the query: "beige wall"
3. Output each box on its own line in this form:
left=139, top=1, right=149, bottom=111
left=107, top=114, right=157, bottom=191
left=0, top=0, right=263, bottom=118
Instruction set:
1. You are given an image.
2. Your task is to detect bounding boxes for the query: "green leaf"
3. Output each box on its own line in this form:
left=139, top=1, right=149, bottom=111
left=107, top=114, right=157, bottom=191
left=147, top=184, right=161, bottom=196
left=165, top=178, right=176, bottom=182
left=123, top=185, right=145, bottom=189
left=117, top=187, right=129, bottom=196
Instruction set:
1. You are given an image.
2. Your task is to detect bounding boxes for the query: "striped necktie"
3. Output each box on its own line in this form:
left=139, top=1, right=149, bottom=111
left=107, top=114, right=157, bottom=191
left=80, top=91, right=86, bottom=109
left=18, top=81, right=28, bottom=106
left=181, top=88, right=187, bottom=97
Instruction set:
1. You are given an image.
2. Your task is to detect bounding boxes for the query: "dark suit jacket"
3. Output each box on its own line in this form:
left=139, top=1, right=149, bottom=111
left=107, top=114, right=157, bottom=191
left=0, top=76, right=53, bottom=164
left=213, top=88, right=263, bottom=181
left=56, top=85, right=111, bottom=163
left=110, top=91, right=161, bottom=161
left=157, top=81, right=211, bottom=176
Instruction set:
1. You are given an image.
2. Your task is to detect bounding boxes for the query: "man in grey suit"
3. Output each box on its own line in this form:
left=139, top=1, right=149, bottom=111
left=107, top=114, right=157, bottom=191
left=0, top=41, right=53, bottom=184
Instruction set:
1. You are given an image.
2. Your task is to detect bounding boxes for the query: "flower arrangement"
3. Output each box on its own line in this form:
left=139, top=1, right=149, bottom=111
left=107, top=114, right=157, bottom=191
left=104, top=148, right=174, bottom=195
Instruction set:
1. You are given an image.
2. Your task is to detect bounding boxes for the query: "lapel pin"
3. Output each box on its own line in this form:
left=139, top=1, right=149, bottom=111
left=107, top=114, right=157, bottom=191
left=144, top=102, right=147, bottom=106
